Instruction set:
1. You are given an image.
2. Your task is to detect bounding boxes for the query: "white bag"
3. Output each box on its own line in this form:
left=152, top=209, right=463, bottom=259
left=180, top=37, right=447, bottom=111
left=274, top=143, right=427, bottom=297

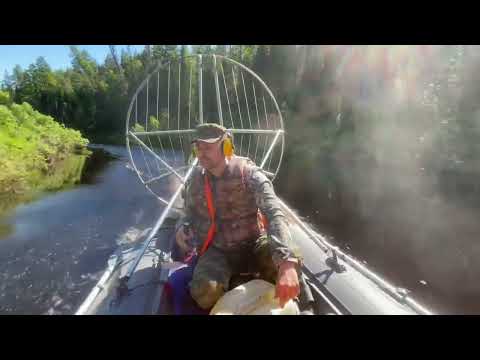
left=210, top=279, right=300, bottom=315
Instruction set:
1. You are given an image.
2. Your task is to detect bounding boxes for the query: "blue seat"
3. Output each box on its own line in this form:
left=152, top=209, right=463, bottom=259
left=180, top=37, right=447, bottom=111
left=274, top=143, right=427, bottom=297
left=166, top=255, right=209, bottom=315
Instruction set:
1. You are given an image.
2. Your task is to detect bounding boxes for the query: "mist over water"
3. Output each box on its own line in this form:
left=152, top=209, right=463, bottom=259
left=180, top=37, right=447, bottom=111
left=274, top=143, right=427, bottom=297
left=278, top=45, right=480, bottom=314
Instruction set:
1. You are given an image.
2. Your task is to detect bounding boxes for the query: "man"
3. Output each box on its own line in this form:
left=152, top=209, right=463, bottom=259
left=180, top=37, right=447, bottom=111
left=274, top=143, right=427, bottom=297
left=175, top=123, right=301, bottom=311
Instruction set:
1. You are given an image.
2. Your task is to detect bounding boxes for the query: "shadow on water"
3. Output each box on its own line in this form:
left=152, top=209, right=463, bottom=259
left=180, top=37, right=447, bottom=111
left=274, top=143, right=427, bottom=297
left=80, top=145, right=121, bottom=185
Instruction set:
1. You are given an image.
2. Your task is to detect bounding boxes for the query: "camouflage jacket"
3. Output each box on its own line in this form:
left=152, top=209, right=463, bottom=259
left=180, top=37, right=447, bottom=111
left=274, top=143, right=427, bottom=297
left=178, top=156, right=297, bottom=267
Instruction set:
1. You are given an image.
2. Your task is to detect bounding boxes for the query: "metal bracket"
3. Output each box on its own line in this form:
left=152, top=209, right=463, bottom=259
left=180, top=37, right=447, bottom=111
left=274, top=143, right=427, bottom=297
left=326, top=248, right=346, bottom=273
left=116, top=276, right=130, bottom=298
left=396, top=287, right=411, bottom=303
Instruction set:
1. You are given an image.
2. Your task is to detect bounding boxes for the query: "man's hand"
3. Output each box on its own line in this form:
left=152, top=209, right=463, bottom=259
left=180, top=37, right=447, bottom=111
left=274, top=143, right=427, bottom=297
left=275, top=260, right=300, bottom=308
left=175, top=224, right=194, bottom=255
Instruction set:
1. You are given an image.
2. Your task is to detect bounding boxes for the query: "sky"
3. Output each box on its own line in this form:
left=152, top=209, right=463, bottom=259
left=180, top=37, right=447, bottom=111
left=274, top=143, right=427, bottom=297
left=0, top=45, right=145, bottom=82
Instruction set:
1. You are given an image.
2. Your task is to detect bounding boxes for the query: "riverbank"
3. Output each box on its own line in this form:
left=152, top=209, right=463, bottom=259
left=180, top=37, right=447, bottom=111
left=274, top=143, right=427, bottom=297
left=0, top=91, right=90, bottom=214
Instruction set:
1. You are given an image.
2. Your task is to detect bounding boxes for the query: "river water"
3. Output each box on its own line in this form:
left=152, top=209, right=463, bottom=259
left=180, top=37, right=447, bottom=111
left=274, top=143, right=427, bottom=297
left=0, top=145, right=164, bottom=314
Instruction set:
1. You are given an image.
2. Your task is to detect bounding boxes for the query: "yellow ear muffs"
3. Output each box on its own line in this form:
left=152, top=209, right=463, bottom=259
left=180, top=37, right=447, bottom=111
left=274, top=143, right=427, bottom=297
left=223, top=136, right=234, bottom=158
left=191, top=143, right=198, bottom=160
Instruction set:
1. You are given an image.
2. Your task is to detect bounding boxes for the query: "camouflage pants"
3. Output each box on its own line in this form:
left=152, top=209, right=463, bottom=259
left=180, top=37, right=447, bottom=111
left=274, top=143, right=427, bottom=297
left=189, top=235, right=278, bottom=310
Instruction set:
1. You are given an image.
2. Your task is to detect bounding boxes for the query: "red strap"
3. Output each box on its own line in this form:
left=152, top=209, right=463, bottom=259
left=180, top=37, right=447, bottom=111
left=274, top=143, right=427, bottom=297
left=199, top=174, right=216, bottom=256
left=198, top=165, right=268, bottom=255
left=259, top=211, right=269, bottom=230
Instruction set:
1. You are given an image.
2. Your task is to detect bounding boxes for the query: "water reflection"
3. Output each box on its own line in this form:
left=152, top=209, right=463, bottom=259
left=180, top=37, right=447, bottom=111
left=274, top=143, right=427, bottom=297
left=0, top=153, right=89, bottom=216
left=0, top=222, right=13, bottom=239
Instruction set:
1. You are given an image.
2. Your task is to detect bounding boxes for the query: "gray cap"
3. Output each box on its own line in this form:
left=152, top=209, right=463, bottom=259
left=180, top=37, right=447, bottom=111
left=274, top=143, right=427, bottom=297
left=191, top=123, right=227, bottom=143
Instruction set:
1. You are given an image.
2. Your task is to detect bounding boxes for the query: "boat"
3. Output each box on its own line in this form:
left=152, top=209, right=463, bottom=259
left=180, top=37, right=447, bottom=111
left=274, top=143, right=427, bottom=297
left=75, top=54, right=433, bottom=315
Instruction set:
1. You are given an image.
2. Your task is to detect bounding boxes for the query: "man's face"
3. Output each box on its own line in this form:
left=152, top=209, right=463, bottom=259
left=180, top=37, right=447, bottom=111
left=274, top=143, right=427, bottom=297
left=194, top=140, right=224, bottom=170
